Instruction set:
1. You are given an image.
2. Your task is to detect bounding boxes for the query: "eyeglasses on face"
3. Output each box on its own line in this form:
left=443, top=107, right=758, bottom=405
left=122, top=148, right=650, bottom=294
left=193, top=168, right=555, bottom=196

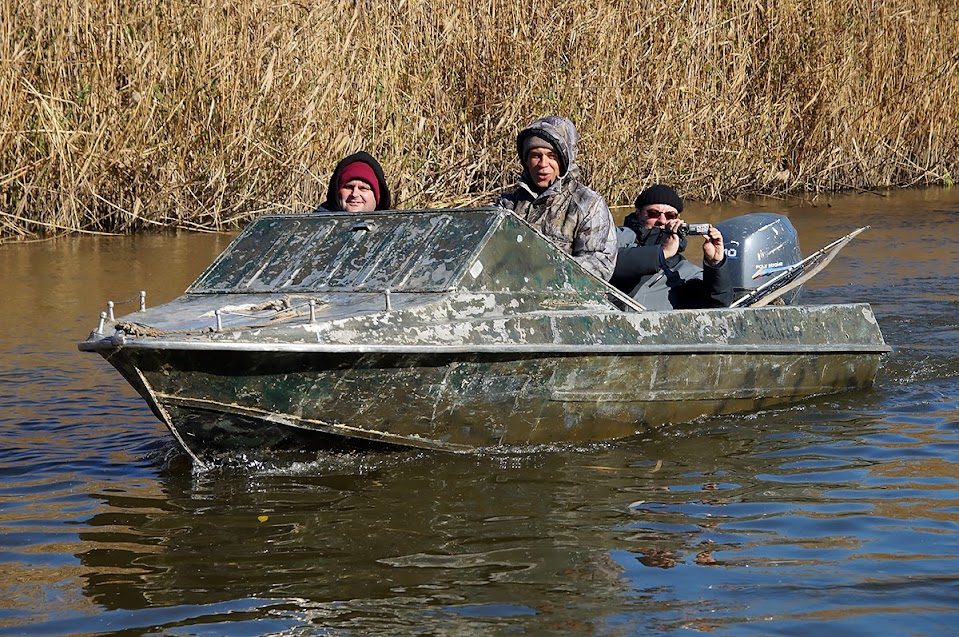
left=644, top=208, right=679, bottom=220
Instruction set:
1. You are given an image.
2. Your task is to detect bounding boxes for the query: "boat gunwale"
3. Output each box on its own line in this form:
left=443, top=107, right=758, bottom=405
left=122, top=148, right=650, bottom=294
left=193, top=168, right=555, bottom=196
left=79, top=339, right=890, bottom=354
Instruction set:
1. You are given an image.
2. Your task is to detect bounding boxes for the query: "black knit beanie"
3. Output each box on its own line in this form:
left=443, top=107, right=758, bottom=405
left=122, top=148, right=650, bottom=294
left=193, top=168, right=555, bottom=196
left=634, top=184, right=684, bottom=213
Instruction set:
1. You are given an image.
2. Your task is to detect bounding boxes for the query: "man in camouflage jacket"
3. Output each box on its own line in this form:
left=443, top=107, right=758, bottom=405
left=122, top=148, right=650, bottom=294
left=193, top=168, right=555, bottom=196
left=496, top=115, right=618, bottom=280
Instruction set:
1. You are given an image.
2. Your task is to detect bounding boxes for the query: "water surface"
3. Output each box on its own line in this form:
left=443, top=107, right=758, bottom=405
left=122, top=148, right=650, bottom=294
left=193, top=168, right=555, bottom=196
left=2, top=189, right=958, bottom=635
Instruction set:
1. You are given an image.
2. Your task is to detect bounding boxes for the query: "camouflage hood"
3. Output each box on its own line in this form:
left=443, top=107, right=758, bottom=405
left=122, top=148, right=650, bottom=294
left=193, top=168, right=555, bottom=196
left=515, top=115, right=582, bottom=184
left=498, top=115, right=617, bottom=280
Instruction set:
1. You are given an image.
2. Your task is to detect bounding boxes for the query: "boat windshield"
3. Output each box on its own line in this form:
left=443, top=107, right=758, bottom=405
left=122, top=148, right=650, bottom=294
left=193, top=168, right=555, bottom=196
left=188, top=210, right=496, bottom=294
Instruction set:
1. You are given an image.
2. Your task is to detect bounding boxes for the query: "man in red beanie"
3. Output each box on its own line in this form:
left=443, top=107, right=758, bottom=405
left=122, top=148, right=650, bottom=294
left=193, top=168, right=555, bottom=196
left=318, top=151, right=392, bottom=212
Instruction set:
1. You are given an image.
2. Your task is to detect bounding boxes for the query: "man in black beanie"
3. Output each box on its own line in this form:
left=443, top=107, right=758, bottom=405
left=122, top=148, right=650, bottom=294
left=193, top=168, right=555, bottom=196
left=610, top=184, right=732, bottom=310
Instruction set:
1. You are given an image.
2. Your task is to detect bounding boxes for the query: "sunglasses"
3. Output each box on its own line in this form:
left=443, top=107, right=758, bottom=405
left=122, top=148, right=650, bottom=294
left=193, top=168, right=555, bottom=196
left=644, top=208, right=680, bottom=220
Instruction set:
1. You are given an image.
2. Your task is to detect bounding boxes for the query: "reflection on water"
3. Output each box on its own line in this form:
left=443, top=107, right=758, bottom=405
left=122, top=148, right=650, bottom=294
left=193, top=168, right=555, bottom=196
left=2, top=189, right=959, bottom=635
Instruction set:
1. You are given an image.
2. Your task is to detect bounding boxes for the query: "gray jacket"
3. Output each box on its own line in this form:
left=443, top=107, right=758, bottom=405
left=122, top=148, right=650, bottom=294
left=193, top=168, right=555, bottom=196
left=496, top=116, right=617, bottom=280
left=611, top=226, right=733, bottom=310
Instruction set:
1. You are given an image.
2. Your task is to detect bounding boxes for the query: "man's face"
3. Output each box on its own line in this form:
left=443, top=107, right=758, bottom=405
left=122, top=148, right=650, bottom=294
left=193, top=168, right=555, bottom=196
left=338, top=179, right=377, bottom=212
left=640, top=204, right=680, bottom=230
left=525, top=148, right=561, bottom=190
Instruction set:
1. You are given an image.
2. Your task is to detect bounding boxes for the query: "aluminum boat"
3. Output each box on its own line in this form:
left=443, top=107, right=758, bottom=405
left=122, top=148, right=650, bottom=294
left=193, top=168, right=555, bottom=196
left=79, top=207, right=888, bottom=466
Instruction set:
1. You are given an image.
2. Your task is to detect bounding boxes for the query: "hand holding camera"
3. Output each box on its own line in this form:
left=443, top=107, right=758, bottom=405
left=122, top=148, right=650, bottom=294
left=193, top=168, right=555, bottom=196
left=676, top=223, right=711, bottom=236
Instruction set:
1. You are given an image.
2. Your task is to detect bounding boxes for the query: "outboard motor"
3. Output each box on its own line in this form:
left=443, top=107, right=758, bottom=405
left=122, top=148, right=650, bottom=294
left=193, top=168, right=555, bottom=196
left=715, top=213, right=803, bottom=305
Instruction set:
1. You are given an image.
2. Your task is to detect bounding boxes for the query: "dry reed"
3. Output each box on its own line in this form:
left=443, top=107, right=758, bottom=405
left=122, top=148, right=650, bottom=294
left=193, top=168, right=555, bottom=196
left=2, top=0, right=958, bottom=238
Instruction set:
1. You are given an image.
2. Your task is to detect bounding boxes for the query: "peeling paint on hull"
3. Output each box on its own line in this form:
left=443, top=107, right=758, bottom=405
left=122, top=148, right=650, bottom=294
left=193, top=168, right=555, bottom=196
left=93, top=340, right=883, bottom=464
left=79, top=208, right=889, bottom=465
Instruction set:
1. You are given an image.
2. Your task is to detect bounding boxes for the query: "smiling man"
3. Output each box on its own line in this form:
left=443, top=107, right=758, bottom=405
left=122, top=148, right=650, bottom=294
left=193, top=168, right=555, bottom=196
left=496, top=115, right=617, bottom=280
left=318, top=151, right=392, bottom=213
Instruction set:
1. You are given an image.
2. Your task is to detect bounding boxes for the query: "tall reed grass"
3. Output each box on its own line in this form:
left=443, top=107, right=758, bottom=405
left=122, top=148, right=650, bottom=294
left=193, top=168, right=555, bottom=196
left=2, top=0, right=958, bottom=237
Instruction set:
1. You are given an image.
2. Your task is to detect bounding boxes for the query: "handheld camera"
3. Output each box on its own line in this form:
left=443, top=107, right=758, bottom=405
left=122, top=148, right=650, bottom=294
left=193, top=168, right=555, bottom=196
left=676, top=223, right=710, bottom=237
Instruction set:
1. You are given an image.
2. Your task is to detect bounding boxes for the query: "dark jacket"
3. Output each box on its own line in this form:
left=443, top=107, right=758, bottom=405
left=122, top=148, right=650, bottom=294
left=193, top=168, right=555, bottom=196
left=610, top=214, right=733, bottom=310
left=318, top=151, right=392, bottom=211
left=496, top=116, right=617, bottom=280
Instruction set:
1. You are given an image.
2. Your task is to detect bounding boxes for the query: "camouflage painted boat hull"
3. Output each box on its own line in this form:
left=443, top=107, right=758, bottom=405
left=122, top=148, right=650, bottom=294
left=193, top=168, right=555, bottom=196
left=79, top=209, right=888, bottom=465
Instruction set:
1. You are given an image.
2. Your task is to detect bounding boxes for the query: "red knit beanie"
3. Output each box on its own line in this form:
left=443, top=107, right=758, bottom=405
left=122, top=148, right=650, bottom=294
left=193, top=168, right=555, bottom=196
left=339, top=161, right=380, bottom=204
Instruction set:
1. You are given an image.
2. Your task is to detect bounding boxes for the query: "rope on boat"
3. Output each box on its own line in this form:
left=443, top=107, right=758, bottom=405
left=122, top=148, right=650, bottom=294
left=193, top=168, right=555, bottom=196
left=236, top=298, right=293, bottom=313
left=113, top=295, right=328, bottom=337
left=114, top=322, right=182, bottom=337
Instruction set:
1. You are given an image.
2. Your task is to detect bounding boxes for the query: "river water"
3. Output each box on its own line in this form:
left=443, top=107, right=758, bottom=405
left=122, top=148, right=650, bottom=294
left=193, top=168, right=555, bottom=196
left=2, top=188, right=958, bottom=636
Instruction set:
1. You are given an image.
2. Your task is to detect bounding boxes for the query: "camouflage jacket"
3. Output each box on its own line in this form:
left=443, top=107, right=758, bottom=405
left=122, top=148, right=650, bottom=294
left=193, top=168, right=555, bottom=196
left=496, top=116, right=617, bottom=281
